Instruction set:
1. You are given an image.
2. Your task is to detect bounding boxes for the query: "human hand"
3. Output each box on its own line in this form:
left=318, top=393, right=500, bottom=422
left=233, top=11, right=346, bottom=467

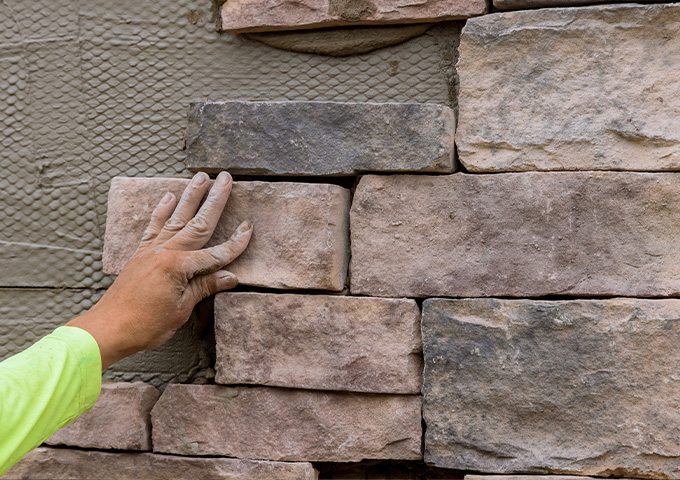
left=68, top=171, right=252, bottom=370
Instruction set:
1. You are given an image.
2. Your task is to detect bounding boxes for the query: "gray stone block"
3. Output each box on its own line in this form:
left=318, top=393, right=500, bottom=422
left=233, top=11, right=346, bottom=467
left=423, top=298, right=680, bottom=479
left=186, top=101, right=455, bottom=176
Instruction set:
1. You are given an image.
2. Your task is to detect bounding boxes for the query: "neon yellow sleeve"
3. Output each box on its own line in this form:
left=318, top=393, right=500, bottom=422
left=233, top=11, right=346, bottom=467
left=0, top=326, right=102, bottom=475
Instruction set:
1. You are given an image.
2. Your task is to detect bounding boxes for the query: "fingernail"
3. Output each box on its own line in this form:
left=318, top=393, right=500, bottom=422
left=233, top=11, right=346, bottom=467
left=161, top=192, right=174, bottom=204
left=217, top=171, right=231, bottom=186
left=217, top=271, right=238, bottom=288
left=192, top=172, right=208, bottom=186
left=238, top=220, right=253, bottom=234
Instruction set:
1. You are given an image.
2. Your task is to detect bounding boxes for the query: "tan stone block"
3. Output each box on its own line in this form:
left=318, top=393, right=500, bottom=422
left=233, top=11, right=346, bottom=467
left=151, top=385, right=422, bottom=462
left=215, top=292, right=422, bottom=393
left=5, top=447, right=318, bottom=479
left=457, top=4, right=680, bottom=172
left=46, top=382, right=158, bottom=451
left=424, top=298, right=680, bottom=478
left=350, top=172, right=680, bottom=298
left=221, top=0, right=488, bottom=33
left=103, top=177, right=350, bottom=291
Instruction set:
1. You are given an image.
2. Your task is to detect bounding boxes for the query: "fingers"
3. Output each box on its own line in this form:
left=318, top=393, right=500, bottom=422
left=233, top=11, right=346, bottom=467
left=139, top=192, right=176, bottom=246
left=185, top=270, right=239, bottom=305
left=186, top=220, right=253, bottom=277
left=155, top=172, right=211, bottom=243
left=165, top=171, right=233, bottom=251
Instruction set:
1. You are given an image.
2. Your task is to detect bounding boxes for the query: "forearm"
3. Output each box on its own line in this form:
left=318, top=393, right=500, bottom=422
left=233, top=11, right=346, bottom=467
left=0, top=326, right=101, bottom=475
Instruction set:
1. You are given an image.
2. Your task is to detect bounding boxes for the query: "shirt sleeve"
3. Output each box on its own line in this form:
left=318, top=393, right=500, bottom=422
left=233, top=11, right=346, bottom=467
left=0, top=326, right=102, bottom=475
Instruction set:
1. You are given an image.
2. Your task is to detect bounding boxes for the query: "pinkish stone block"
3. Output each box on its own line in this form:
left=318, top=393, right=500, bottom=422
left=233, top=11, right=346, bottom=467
left=103, top=177, right=350, bottom=291
left=46, top=382, right=159, bottom=451
left=151, top=385, right=422, bottom=462
left=6, top=447, right=318, bottom=479
left=215, top=292, right=422, bottom=393
left=221, top=0, right=489, bottom=33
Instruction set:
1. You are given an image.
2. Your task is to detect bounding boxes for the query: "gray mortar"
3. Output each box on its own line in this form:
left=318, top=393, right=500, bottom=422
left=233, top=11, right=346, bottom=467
left=244, top=23, right=433, bottom=57
left=0, top=0, right=456, bottom=387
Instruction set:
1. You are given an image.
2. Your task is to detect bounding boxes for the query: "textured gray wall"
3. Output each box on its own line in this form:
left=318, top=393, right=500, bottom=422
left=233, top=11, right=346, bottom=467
left=0, top=0, right=457, bottom=387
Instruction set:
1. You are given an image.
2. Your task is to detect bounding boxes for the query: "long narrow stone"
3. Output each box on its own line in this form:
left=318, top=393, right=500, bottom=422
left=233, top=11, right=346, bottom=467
left=151, top=385, right=422, bottom=462
left=46, top=382, right=158, bottom=451
left=423, top=298, right=680, bottom=479
left=186, top=102, right=455, bottom=176
left=221, top=0, right=488, bottom=33
left=350, top=172, right=680, bottom=298
left=5, top=447, right=318, bottom=480
left=103, top=178, right=350, bottom=291
left=466, top=477, right=638, bottom=480
left=456, top=4, right=680, bottom=172
left=214, top=292, right=422, bottom=393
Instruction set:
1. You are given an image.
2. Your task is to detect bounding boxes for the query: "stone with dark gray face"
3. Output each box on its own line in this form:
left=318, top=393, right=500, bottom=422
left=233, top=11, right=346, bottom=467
left=457, top=4, right=680, bottom=172
left=46, top=382, right=159, bottom=451
left=214, top=292, right=422, bottom=393
left=221, top=0, right=488, bottom=33
left=422, top=298, right=680, bottom=479
left=103, top=177, right=350, bottom=291
left=350, top=172, right=680, bottom=298
left=185, top=101, right=455, bottom=176
left=151, top=384, right=422, bottom=462
left=5, top=447, right=318, bottom=479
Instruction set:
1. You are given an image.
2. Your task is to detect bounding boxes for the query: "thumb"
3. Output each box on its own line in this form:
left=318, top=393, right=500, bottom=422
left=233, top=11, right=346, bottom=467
left=186, top=270, right=239, bottom=304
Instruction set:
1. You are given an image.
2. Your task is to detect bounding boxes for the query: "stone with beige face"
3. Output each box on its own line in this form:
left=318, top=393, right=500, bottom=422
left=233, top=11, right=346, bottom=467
left=103, top=177, right=350, bottom=291
left=456, top=4, right=680, bottom=172
left=221, top=0, right=488, bottom=33
left=214, top=292, right=422, bottom=393
left=5, top=447, right=318, bottom=479
left=350, top=172, right=680, bottom=298
left=46, top=382, right=159, bottom=451
left=423, top=298, right=680, bottom=479
left=151, top=384, right=422, bottom=462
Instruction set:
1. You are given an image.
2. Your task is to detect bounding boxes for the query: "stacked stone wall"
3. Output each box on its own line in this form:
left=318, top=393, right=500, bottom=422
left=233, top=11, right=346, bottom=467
left=3, top=0, right=680, bottom=478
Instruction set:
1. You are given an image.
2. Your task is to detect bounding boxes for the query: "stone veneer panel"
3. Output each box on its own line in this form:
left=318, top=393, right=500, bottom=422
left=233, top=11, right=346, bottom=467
left=423, top=298, right=680, bottom=479
left=215, top=292, right=422, bottom=393
left=186, top=101, right=455, bottom=176
left=5, top=447, right=318, bottom=479
left=221, top=0, right=488, bottom=33
left=456, top=4, right=680, bottom=172
left=103, top=177, right=350, bottom=291
left=151, top=385, right=422, bottom=462
left=350, top=172, right=680, bottom=298
left=46, top=382, right=158, bottom=451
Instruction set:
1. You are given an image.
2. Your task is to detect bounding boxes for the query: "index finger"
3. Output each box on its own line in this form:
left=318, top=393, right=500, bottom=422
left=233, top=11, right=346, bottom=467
left=165, top=171, right=233, bottom=251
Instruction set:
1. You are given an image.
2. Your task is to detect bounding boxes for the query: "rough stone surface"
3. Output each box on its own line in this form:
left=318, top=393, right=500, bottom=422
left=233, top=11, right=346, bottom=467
left=214, top=292, right=422, bottom=393
left=457, top=4, right=680, bottom=172
left=5, top=447, right=318, bottom=479
left=186, top=101, right=455, bottom=176
left=422, top=298, right=680, bottom=479
left=103, top=177, right=350, bottom=291
left=221, top=0, right=487, bottom=33
left=152, top=384, right=422, bottom=461
left=46, top=382, right=159, bottom=451
left=350, top=172, right=680, bottom=298
left=244, top=24, right=433, bottom=56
